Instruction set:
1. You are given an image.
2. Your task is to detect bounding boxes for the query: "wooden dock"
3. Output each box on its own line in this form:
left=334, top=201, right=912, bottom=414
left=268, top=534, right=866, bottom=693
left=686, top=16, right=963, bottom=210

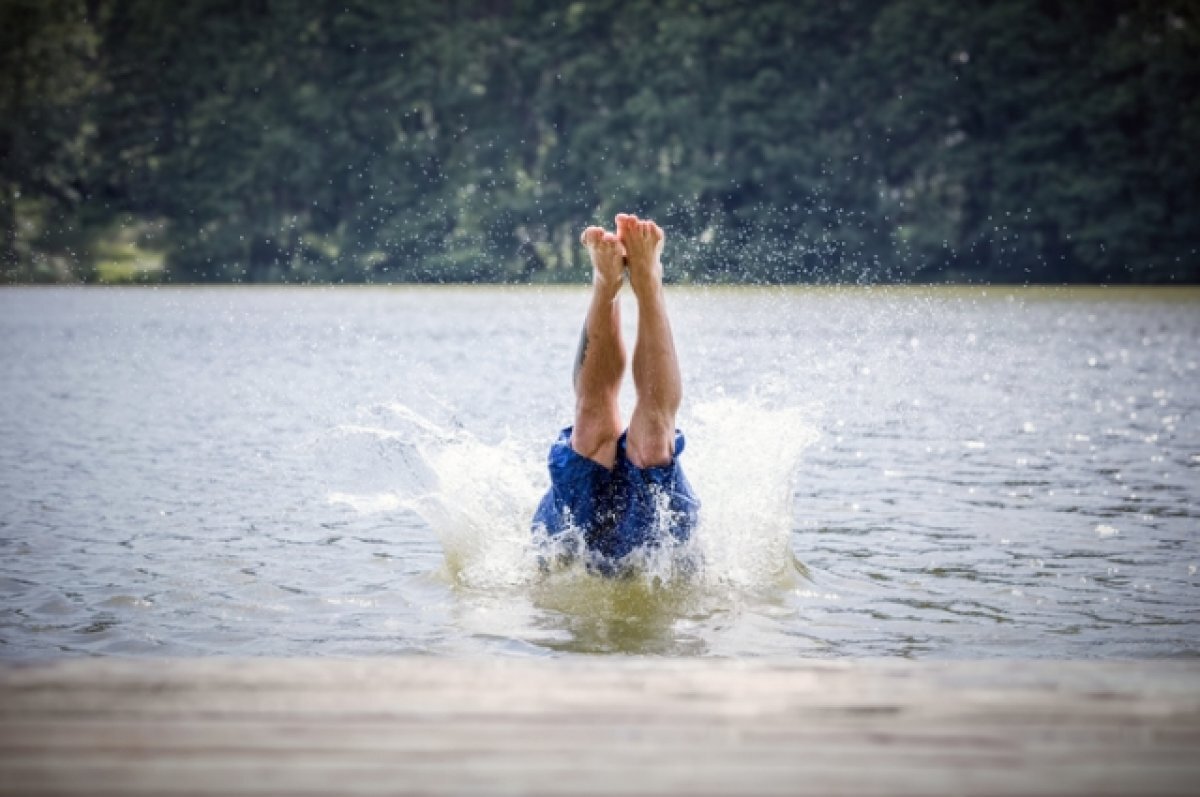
left=1, top=658, right=1198, bottom=796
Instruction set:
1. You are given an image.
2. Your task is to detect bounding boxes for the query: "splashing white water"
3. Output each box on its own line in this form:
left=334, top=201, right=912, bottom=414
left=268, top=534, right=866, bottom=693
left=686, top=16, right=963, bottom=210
left=327, top=397, right=818, bottom=594
left=685, top=398, right=819, bottom=589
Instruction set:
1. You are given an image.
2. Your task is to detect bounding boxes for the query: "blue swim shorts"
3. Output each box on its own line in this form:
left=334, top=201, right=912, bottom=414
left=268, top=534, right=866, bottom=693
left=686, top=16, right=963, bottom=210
left=531, top=426, right=700, bottom=565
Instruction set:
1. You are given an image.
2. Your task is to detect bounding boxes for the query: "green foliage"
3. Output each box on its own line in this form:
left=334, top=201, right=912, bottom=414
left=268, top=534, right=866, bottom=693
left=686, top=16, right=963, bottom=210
left=0, top=0, right=100, bottom=280
left=2, top=0, right=1197, bottom=283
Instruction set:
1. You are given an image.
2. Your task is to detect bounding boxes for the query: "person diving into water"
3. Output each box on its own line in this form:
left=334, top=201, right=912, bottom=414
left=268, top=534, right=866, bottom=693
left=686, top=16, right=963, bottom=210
left=532, top=214, right=700, bottom=573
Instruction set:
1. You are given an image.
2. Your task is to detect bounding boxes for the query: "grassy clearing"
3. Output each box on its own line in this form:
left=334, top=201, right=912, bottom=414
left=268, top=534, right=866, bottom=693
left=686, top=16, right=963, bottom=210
left=92, top=239, right=165, bottom=283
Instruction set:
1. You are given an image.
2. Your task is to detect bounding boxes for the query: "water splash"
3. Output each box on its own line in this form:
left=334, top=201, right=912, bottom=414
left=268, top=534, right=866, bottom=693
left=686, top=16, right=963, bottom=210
left=326, top=396, right=818, bottom=598
left=685, top=397, right=819, bottom=590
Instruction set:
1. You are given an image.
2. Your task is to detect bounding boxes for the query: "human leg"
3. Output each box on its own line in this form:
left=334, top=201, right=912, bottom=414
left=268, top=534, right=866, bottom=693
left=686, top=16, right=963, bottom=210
left=570, top=226, right=627, bottom=469
left=617, top=214, right=682, bottom=469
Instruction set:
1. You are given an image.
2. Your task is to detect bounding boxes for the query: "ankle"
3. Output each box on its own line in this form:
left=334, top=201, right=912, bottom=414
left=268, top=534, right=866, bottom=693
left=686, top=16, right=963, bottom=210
left=630, top=270, right=663, bottom=299
left=592, top=274, right=622, bottom=301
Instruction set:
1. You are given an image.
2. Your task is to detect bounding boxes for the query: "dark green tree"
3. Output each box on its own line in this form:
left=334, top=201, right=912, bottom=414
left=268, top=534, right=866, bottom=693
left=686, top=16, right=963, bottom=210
left=3, top=0, right=1197, bottom=284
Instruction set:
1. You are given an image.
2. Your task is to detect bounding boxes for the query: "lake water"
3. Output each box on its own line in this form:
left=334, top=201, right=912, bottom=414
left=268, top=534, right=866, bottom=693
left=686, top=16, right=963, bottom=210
left=1, top=286, right=1197, bottom=659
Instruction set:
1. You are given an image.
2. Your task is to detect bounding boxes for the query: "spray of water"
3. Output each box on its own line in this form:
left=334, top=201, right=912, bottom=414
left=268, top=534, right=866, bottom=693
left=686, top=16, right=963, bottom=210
left=326, top=396, right=818, bottom=607
left=686, top=398, right=819, bottom=590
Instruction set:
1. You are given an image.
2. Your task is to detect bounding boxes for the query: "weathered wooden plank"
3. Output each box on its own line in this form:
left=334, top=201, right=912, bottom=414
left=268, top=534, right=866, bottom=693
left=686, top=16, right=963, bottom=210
left=4, top=661, right=1194, bottom=715
left=2, top=753, right=1196, bottom=797
left=6, top=657, right=1196, bottom=691
left=3, top=716, right=1195, bottom=753
left=1, top=658, right=1198, bottom=796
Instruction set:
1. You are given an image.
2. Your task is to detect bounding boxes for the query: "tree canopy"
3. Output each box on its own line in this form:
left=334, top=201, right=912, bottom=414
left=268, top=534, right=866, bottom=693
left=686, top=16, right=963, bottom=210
left=2, top=0, right=1197, bottom=284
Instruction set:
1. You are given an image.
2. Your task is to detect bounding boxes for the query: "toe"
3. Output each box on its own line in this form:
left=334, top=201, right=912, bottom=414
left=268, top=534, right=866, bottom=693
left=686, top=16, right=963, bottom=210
left=581, top=226, right=604, bottom=247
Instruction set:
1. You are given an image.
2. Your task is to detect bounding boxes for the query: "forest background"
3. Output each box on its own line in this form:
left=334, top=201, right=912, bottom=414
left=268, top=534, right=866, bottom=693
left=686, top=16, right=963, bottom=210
left=2, top=0, right=1197, bottom=285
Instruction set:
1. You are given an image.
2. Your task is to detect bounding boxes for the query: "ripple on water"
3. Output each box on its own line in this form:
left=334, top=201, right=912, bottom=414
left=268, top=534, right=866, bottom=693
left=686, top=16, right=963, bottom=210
left=1, top=287, right=1198, bottom=658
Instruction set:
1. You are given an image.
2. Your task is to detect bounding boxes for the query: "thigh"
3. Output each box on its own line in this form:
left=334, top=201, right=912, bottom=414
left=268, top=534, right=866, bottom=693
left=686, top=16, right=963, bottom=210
left=625, top=406, right=675, bottom=468
left=534, top=427, right=616, bottom=537
left=571, top=403, right=622, bottom=469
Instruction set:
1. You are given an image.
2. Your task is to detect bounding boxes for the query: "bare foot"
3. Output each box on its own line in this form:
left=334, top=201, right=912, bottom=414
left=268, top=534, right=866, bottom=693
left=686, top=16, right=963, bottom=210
left=615, top=214, right=664, bottom=296
left=581, top=226, right=625, bottom=298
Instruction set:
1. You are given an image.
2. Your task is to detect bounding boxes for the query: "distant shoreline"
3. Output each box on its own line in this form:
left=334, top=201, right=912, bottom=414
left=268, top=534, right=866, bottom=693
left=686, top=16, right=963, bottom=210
left=3, top=282, right=1200, bottom=295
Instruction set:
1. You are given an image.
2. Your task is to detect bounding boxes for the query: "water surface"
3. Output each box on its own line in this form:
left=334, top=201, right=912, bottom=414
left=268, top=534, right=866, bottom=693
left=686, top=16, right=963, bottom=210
left=1, top=286, right=1197, bottom=658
